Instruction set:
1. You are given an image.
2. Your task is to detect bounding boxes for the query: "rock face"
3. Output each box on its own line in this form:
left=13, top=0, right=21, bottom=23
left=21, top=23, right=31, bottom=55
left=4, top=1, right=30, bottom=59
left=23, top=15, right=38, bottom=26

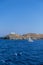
left=3, top=33, right=23, bottom=40
left=1, top=33, right=43, bottom=40
left=23, top=33, right=43, bottom=39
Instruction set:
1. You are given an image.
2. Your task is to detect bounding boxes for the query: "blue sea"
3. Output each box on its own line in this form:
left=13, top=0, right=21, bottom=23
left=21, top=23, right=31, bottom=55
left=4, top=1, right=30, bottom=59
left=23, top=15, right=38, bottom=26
left=0, top=39, right=43, bottom=65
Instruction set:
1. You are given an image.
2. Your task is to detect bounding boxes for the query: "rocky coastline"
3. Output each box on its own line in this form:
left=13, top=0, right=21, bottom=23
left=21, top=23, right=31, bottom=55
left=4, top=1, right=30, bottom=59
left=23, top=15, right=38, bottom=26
left=0, top=33, right=43, bottom=40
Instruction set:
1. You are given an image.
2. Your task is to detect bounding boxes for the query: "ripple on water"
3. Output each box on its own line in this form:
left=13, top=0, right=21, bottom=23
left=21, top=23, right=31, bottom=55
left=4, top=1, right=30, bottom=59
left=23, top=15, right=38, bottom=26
left=0, top=40, right=43, bottom=65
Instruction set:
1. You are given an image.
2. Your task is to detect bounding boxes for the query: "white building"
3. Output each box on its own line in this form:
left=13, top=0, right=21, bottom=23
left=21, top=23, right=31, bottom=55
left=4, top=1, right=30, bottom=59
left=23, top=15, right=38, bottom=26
left=10, top=32, right=15, bottom=34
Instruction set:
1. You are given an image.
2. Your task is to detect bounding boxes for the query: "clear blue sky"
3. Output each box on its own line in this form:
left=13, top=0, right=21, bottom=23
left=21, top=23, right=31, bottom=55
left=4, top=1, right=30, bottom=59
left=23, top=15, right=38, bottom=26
left=0, top=0, right=43, bottom=36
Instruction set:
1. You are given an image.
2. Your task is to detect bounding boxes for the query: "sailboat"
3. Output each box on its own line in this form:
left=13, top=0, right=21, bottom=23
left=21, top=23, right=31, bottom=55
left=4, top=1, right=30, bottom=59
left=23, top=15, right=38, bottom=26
left=28, top=37, right=33, bottom=42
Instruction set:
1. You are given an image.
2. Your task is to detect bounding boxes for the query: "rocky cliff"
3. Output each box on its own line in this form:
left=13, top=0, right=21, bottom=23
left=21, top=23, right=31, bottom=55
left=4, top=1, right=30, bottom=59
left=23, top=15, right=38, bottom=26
left=23, top=33, right=43, bottom=39
left=1, top=33, right=43, bottom=40
left=3, top=33, right=23, bottom=40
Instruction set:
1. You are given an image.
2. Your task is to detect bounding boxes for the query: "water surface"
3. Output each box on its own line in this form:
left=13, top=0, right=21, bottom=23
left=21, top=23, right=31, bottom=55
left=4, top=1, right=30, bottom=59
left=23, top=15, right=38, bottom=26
left=0, top=39, right=43, bottom=65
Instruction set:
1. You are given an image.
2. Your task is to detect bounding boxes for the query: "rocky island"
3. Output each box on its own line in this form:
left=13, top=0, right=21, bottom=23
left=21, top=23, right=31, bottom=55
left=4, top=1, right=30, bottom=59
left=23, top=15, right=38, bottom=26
left=0, top=32, right=43, bottom=40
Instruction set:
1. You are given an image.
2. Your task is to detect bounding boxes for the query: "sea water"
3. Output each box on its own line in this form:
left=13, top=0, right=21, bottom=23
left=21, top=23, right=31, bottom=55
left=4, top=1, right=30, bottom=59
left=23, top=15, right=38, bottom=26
left=0, top=39, right=43, bottom=65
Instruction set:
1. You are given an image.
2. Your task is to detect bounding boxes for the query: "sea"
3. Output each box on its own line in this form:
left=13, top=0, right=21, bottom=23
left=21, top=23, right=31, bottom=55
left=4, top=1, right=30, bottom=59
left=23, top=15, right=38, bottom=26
left=0, top=39, right=43, bottom=65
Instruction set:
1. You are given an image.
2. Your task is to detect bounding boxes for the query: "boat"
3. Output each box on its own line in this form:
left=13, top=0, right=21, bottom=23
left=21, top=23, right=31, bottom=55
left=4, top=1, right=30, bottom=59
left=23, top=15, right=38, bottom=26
left=28, top=37, right=33, bottom=42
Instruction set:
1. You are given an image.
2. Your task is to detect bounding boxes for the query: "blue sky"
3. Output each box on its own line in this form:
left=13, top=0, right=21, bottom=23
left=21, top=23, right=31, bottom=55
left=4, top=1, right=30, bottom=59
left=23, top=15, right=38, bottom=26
left=0, top=0, right=43, bottom=36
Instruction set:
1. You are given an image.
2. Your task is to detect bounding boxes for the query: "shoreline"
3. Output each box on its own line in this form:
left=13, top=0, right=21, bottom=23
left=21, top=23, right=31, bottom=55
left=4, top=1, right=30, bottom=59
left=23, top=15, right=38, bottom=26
left=0, top=33, right=43, bottom=40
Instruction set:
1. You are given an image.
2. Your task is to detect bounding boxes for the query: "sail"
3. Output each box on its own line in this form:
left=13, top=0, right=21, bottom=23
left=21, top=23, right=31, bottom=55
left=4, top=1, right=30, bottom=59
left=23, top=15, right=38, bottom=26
left=28, top=38, right=33, bottom=42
